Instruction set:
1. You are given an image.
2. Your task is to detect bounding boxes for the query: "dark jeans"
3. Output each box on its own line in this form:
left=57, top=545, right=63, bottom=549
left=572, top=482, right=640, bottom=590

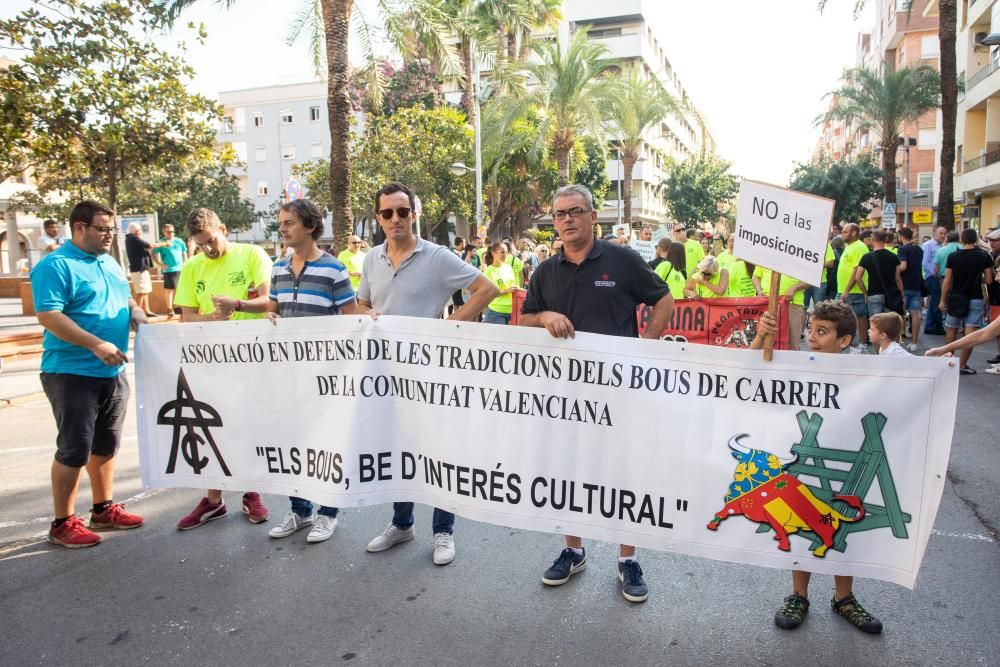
left=290, top=496, right=338, bottom=518
left=925, top=276, right=944, bottom=332
left=392, top=502, right=454, bottom=534
left=41, top=372, right=129, bottom=468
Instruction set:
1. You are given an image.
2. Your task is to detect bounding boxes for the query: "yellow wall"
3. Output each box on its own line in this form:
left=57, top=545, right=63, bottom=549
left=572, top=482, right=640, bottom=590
left=980, top=195, right=1000, bottom=233
left=966, top=109, right=987, bottom=156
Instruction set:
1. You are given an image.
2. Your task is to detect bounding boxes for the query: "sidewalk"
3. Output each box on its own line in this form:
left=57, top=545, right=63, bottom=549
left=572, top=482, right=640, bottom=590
left=0, top=297, right=42, bottom=337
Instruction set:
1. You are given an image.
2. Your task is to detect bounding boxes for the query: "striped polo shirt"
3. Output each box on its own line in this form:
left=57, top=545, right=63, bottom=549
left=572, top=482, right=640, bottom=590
left=269, top=253, right=356, bottom=317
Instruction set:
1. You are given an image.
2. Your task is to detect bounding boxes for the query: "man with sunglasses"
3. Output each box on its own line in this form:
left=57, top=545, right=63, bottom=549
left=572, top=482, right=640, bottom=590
left=31, top=200, right=148, bottom=548
left=520, top=184, right=675, bottom=603
left=338, top=235, right=366, bottom=291
left=360, top=181, right=499, bottom=566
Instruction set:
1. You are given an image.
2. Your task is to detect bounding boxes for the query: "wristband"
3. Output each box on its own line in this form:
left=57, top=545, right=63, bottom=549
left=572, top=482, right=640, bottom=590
left=235, top=299, right=244, bottom=312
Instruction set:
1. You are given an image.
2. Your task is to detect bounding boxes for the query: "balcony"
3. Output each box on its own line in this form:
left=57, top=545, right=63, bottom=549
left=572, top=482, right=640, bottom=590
left=963, top=148, right=1000, bottom=171
left=967, top=59, right=1000, bottom=91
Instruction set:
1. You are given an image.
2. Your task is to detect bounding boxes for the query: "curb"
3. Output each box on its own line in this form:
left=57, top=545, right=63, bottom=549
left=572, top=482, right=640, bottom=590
left=0, top=391, right=46, bottom=410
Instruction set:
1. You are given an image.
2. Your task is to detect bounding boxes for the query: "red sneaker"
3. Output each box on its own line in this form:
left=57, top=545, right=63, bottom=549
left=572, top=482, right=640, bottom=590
left=89, top=503, right=144, bottom=530
left=177, top=496, right=227, bottom=530
left=48, top=516, right=101, bottom=548
left=242, top=492, right=269, bottom=523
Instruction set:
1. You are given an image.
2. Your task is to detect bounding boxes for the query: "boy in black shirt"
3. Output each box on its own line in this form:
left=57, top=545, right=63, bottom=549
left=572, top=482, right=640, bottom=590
left=941, top=228, right=995, bottom=374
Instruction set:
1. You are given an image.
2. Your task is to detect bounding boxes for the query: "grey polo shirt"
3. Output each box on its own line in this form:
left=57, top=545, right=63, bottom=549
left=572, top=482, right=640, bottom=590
left=358, top=237, right=482, bottom=317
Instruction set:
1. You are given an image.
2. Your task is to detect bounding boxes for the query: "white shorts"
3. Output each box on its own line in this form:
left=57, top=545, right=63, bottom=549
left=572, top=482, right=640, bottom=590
left=130, top=270, right=153, bottom=294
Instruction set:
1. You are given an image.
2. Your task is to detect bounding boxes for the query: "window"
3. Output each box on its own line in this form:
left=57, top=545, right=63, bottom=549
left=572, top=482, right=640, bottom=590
left=281, top=145, right=295, bottom=160
left=253, top=112, right=264, bottom=127
left=310, top=105, right=321, bottom=121
left=589, top=27, right=622, bottom=39
left=917, top=172, right=934, bottom=191
left=280, top=109, right=293, bottom=125
left=257, top=181, right=269, bottom=196
left=310, top=142, right=324, bottom=158
left=918, top=128, right=937, bottom=147
left=921, top=35, right=939, bottom=58
left=222, top=117, right=234, bottom=133
left=254, top=146, right=266, bottom=162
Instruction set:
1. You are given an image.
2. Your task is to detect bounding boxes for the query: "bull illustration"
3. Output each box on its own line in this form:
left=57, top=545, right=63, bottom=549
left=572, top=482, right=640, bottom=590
left=707, top=435, right=865, bottom=557
left=718, top=319, right=757, bottom=348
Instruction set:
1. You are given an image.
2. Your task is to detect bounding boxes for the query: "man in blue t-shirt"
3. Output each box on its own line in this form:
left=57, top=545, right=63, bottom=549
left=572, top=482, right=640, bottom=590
left=30, top=200, right=148, bottom=549
left=152, top=223, right=188, bottom=319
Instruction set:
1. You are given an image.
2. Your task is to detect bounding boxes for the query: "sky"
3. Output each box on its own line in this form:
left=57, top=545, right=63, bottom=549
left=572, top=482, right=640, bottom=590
left=3, top=0, right=876, bottom=185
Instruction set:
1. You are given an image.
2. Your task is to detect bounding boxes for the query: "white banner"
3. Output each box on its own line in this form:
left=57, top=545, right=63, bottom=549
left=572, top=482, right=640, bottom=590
left=734, top=179, right=835, bottom=286
left=135, top=316, right=958, bottom=588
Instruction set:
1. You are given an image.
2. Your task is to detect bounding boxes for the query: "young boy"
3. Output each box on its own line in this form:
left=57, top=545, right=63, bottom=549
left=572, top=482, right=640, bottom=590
left=869, top=312, right=910, bottom=358
left=751, top=300, right=883, bottom=634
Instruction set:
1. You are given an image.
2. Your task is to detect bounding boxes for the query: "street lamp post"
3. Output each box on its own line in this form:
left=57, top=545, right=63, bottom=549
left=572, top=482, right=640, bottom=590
left=449, top=40, right=483, bottom=241
left=616, top=149, right=622, bottom=228
left=900, top=135, right=917, bottom=227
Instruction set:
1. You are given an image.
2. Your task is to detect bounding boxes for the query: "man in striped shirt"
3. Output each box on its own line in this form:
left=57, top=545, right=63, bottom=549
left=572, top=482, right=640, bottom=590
left=212, top=199, right=363, bottom=544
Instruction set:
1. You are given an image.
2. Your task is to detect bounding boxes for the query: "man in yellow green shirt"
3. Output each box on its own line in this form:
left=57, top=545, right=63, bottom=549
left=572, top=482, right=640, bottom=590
left=753, top=266, right=807, bottom=349
left=337, top=235, right=366, bottom=290
left=837, top=223, right=871, bottom=345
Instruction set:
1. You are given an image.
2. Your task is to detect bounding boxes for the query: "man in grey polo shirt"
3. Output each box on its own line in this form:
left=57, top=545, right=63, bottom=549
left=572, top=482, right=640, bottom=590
left=359, top=181, right=499, bottom=566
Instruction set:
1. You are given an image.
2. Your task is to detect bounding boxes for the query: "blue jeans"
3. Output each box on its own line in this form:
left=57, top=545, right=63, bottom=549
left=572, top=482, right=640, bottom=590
left=484, top=308, right=511, bottom=325
left=925, top=277, right=944, bottom=332
left=803, top=284, right=826, bottom=310
left=392, top=503, right=454, bottom=535
left=290, top=496, right=339, bottom=518
left=866, top=294, right=886, bottom=316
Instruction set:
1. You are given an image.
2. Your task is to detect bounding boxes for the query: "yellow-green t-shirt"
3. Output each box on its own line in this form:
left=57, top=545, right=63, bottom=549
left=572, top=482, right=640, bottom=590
left=689, top=270, right=725, bottom=299
left=174, top=243, right=272, bottom=320
left=716, top=250, right=735, bottom=270
left=337, top=249, right=366, bottom=290
left=654, top=262, right=686, bottom=299
left=726, top=260, right=756, bottom=297
left=837, top=240, right=870, bottom=295
left=483, top=263, right=516, bottom=314
left=684, top=239, right=704, bottom=277
left=753, top=266, right=806, bottom=306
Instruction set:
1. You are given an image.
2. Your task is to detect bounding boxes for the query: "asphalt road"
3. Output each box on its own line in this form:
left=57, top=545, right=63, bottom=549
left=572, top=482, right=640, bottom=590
left=1, top=338, right=998, bottom=666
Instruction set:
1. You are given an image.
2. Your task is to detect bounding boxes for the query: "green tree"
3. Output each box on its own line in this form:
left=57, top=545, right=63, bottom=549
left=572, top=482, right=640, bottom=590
left=605, top=65, right=682, bottom=226
left=819, top=0, right=957, bottom=227
left=1, top=0, right=218, bottom=215
left=573, top=140, right=609, bottom=212
left=510, top=28, right=614, bottom=183
left=151, top=150, right=258, bottom=234
left=822, top=64, right=940, bottom=208
left=657, top=154, right=739, bottom=229
left=789, top=154, right=884, bottom=225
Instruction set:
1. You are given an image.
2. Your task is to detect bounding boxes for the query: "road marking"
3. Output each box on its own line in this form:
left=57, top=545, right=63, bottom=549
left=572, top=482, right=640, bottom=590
left=931, top=529, right=995, bottom=543
left=0, top=488, right=165, bottom=541
left=0, top=550, right=49, bottom=562
left=2, top=446, right=52, bottom=453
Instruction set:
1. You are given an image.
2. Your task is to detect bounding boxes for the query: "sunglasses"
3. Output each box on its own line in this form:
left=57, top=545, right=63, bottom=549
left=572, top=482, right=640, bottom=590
left=377, top=207, right=412, bottom=221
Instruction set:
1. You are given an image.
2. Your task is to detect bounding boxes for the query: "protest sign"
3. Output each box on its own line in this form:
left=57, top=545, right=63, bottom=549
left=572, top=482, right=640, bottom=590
left=629, top=239, right=655, bottom=261
left=733, top=180, right=834, bottom=287
left=136, top=316, right=957, bottom=588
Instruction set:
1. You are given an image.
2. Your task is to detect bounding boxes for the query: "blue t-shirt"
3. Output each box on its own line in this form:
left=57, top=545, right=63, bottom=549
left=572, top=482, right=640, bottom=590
left=154, top=237, right=187, bottom=273
left=30, top=241, right=132, bottom=378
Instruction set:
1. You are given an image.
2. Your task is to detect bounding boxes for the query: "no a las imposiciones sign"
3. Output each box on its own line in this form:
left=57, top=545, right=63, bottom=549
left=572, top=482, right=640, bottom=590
left=733, top=180, right=835, bottom=287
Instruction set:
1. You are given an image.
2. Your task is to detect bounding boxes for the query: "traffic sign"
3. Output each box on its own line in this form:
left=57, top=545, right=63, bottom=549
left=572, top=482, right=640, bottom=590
left=284, top=177, right=304, bottom=201
left=882, top=202, right=896, bottom=218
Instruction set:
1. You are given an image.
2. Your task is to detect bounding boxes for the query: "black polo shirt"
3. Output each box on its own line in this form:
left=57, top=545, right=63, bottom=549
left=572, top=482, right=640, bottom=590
left=522, top=238, right=669, bottom=337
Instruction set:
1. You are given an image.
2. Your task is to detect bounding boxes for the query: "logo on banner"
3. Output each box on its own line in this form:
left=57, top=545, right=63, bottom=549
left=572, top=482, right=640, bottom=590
left=706, top=413, right=911, bottom=556
left=594, top=272, right=616, bottom=287
left=157, top=369, right=230, bottom=476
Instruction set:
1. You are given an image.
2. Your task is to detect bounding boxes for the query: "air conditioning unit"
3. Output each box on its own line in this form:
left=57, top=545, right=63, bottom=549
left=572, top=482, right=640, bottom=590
left=975, top=32, right=988, bottom=45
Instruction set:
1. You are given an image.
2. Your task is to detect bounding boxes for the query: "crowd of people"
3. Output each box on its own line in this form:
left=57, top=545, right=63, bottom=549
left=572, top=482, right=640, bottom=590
left=26, top=180, right=997, bottom=636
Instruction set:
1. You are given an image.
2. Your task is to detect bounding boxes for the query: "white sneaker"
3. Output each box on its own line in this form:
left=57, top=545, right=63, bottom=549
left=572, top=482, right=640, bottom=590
left=268, top=511, right=313, bottom=539
left=306, top=515, right=338, bottom=543
left=984, top=366, right=1000, bottom=375
left=432, top=532, right=456, bottom=565
left=907, top=343, right=919, bottom=353
left=366, top=524, right=415, bottom=552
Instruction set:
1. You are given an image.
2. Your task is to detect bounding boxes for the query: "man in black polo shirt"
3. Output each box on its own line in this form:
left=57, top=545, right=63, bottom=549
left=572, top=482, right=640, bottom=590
left=520, top=184, right=674, bottom=604
left=940, top=228, right=994, bottom=374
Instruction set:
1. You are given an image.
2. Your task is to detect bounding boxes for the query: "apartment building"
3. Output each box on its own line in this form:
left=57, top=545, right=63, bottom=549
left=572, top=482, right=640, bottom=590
left=217, top=80, right=331, bottom=242
left=953, top=0, right=1000, bottom=233
left=815, top=0, right=940, bottom=231
left=561, top=0, right=716, bottom=230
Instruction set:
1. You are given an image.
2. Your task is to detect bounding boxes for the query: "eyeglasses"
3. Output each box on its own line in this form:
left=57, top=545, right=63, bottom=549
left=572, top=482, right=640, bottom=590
left=377, top=207, right=412, bottom=221
left=552, top=207, right=592, bottom=221
left=349, top=240, right=361, bottom=245
left=84, top=223, right=117, bottom=235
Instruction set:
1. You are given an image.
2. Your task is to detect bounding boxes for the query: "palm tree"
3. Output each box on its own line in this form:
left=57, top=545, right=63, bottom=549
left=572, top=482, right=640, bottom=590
left=160, top=0, right=461, bottom=250
left=605, top=66, right=682, bottom=227
left=512, top=28, right=614, bottom=184
left=819, top=0, right=960, bottom=227
left=822, top=64, right=940, bottom=207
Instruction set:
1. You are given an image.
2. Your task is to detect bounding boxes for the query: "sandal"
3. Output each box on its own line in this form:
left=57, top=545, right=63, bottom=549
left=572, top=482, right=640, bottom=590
left=831, top=594, right=883, bottom=634
left=774, top=594, right=810, bottom=630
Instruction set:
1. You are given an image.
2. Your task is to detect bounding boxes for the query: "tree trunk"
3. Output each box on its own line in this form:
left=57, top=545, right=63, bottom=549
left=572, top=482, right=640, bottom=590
left=552, top=129, right=574, bottom=185
left=460, top=38, right=475, bottom=125
left=622, top=151, right=637, bottom=227
left=937, top=0, right=958, bottom=230
left=322, top=0, right=354, bottom=252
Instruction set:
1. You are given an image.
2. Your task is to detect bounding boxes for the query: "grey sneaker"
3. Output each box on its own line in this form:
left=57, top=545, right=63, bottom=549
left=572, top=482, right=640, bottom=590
left=306, top=515, right=338, bottom=543
left=618, top=560, right=649, bottom=603
left=268, top=511, right=313, bottom=539
left=432, top=532, right=456, bottom=565
left=366, top=523, right=416, bottom=552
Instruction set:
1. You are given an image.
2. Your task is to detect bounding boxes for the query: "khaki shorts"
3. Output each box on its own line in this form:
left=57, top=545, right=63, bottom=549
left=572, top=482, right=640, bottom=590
left=130, top=270, right=153, bottom=294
